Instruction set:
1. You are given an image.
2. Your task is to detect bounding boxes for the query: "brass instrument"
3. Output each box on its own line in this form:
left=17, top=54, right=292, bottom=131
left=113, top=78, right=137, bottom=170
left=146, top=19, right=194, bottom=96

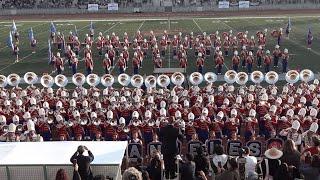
left=157, top=74, right=170, bottom=88
left=118, top=73, right=131, bottom=86
left=0, top=75, right=8, bottom=88
left=131, top=74, right=144, bottom=88
left=265, top=71, right=279, bottom=84
left=145, top=75, right=157, bottom=88
left=171, top=72, right=185, bottom=86
left=250, top=71, right=264, bottom=84
left=285, top=70, right=300, bottom=84
left=24, top=72, right=38, bottom=85
left=204, top=72, right=217, bottom=83
left=299, top=69, right=314, bottom=83
left=54, top=74, right=68, bottom=87
left=224, top=70, right=237, bottom=84
left=72, top=73, right=86, bottom=87
left=101, top=74, right=114, bottom=87
left=235, top=72, right=248, bottom=85
left=41, top=74, right=54, bottom=88
left=7, top=74, right=21, bottom=87
left=189, top=72, right=203, bottom=86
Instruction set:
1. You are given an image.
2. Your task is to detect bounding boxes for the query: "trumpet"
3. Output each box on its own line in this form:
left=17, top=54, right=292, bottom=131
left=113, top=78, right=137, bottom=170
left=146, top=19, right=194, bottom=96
left=110, top=119, right=118, bottom=126
left=65, top=120, right=74, bottom=127
left=123, top=126, right=130, bottom=133
left=16, top=124, right=23, bottom=132
left=92, top=119, right=101, bottom=126
left=1, top=125, right=9, bottom=133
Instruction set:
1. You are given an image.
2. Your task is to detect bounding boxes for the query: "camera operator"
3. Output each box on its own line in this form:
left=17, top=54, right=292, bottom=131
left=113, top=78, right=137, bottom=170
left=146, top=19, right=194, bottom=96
left=70, top=145, right=94, bottom=180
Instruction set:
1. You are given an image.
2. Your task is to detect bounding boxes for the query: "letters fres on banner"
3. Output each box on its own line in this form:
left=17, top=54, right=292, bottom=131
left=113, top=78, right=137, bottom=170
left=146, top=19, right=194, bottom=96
left=239, top=1, right=250, bottom=8
left=88, top=4, right=99, bottom=11
left=218, top=1, right=230, bottom=9
left=108, top=3, right=119, bottom=11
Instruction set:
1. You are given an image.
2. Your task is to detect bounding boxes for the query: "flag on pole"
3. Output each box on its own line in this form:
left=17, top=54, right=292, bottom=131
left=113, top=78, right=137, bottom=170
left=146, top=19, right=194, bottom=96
left=50, top=21, right=56, bottom=33
left=62, top=33, right=66, bottom=53
left=28, top=28, right=34, bottom=41
left=11, top=20, right=17, bottom=34
left=74, top=25, right=78, bottom=37
left=307, top=26, right=313, bottom=49
left=89, top=21, right=94, bottom=31
left=48, top=39, right=52, bottom=63
left=7, top=32, right=13, bottom=50
left=286, top=17, right=291, bottom=35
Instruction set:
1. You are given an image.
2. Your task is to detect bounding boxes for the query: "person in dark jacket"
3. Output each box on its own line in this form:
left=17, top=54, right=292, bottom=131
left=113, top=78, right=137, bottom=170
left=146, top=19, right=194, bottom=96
left=178, top=153, right=196, bottom=180
left=215, top=158, right=240, bottom=180
left=70, top=145, right=94, bottom=180
left=257, top=148, right=282, bottom=179
left=280, top=140, right=301, bottom=169
left=194, top=146, right=210, bottom=177
left=159, top=117, right=183, bottom=179
left=300, top=154, right=320, bottom=180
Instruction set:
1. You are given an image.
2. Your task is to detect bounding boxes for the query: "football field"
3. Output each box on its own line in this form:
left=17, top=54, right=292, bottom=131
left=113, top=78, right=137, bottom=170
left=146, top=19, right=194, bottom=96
left=0, top=15, right=320, bottom=78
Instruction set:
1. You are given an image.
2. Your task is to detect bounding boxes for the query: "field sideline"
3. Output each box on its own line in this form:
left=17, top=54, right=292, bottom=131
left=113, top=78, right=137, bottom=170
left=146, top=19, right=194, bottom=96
left=0, top=15, right=320, bottom=79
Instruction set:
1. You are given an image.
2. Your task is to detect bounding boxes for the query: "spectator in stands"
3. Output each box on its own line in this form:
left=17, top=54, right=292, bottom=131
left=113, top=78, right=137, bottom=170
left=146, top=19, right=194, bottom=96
left=159, top=117, right=183, bottom=179
left=257, top=147, right=282, bottom=179
left=194, top=146, right=211, bottom=178
left=177, top=153, right=196, bottom=180
left=303, top=136, right=320, bottom=155
left=215, top=158, right=240, bottom=180
left=55, top=168, right=69, bottom=180
left=212, top=145, right=228, bottom=175
left=122, top=167, right=142, bottom=180
left=70, top=145, right=94, bottom=180
left=280, top=139, right=301, bottom=169
left=300, top=154, right=320, bottom=180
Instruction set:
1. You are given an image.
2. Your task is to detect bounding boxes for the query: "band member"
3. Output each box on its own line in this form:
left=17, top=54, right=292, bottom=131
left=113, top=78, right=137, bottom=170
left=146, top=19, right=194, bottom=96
left=258, top=33, right=266, bottom=49
left=56, top=32, right=63, bottom=51
left=232, top=51, right=240, bottom=72
left=0, top=123, right=19, bottom=142
left=65, top=45, right=73, bottom=67
left=14, top=31, right=20, bottom=42
left=223, top=36, right=230, bottom=56
left=108, top=45, right=116, bottom=67
left=71, top=53, right=78, bottom=75
left=96, top=36, right=104, bottom=56
left=122, top=46, right=129, bottom=69
left=179, top=53, right=188, bottom=70
left=30, top=36, right=37, bottom=53
left=307, top=29, right=313, bottom=50
left=142, top=39, right=149, bottom=56
left=248, top=36, right=255, bottom=52
left=20, top=120, right=44, bottom=142
left=196, top=53, right=204, bottom=74
left=54, top=52, right=64, bottom=75
left=154, top=54, right=162, bottom=68
left=231, top=36, right=238, bottom=52
left=240, top=46, right=248, bottom=68
left=84, top=34, right=92, bottom=47
left=102, top=53, right=111, bottom=74
left=256, top=45, right=264, bottom=68
left=83, top=45, right=92, bottom=60
left=117, top=53, right=126, bottom=74
left=13, top=43, right=19, bottom=62
left=160, top=36, right=167, bottom=56
left=132, top=52, right=140, bottom=75
left=277, top=28, right=283, bottom=46
left=73, top=36, right=80, bottom=56
left=85, top=53, right=93, bottom=75
left=282, top=48, right=289, bottom=73
left=264, top=50, right=272, bottom=73
left=246, top=51, right=254, bottom=74
left=215, top=51, right=224, bottom=75
left=273, top=45, right=281, bottom=68
left=68, top=31, right=74, bottom=49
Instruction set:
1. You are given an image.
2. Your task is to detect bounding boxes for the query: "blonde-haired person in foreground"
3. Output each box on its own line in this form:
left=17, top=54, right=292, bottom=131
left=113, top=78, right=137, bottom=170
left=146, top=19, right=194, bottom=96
left=122, top=167, right=142, bottom=180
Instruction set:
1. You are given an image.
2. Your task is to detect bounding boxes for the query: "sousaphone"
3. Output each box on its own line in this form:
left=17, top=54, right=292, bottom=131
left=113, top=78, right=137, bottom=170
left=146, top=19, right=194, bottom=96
left=131, top=74, right=144, bottom=88
left=189, top=72, right=203, bottom=86
left=224, top=70, right=237, bottom=84
left=236, top=72, right=249, bottom=85
left=86, top=73, right=100, bottom=87
left=265, top=71, right=279, bottom=84
left=250, top=71, right=264, bottom=84
left=145, top=75, right=157, bottom=88
left=41, top=74, right=54, bottom=88
left=0, top=75, right=7, bottom=88
left=171, top=72, right=185, bottom=86
left=24, top=72, right=38, bottom=85
left=285, top=70, right=300, bottom=84
left=118, top=73, right=130, bottom=87
left=72, top=73, right=85, bottom=87
left=101, top=74, right=114, bottom=87
left=204, top=72, right=217, bottom=83
left=7, top=74, right=21, bottom=87
left=299, top=69, right=314, bottom=83
left=54, top=74, right=68, bottom=87
left=157, top=74, right=170, bottom=88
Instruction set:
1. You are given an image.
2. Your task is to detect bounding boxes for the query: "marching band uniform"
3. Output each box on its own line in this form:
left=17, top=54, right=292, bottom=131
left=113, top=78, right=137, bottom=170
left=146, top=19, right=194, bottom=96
left=132, top=53, right=140, bottom=75
left=281, top=49, right=289, bottom=73
left=154, top=55, right=162, bottom=68
left=96, top=36, right=104, bottom=56
left=71, top=53, right=78, bottom=75
left=56, top=32, right=63, bottom=51
left=196, top=53, right=204, bottom=74
left=215, top=51, right=224, bottom=75
left=73, top=37, right=81, bottom=56
left=31, top=38, right=37, bottom=53
left=264, top=50, right=272, bottom=73
left=240, top=46, right=248, bottom=68
left=179, top=54, right=188, bottom=70
left=117, top=54, right=126, bottom=74
left=246, top=51, right=254, bottom=74
left=103, top=54, right=112, bottom=74
left=85, top=53, right=93, bottom=75
left=223, top=37, right=230, bottom=56
left=272, top=45, right=281, bottom=68
left=232, top=51, right=240, bottom=72
left=13, top=44, right=19, bottom=62
left=54, top=52, right=63, bottom=75
left=256, top=46, right=264, bottom=68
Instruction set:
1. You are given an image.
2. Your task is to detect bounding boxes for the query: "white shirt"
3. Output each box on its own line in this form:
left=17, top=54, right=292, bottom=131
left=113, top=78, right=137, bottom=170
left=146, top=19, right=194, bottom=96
left=212, top=154, right=228, bottom=168
left=244, top=155, right=257, bottom=177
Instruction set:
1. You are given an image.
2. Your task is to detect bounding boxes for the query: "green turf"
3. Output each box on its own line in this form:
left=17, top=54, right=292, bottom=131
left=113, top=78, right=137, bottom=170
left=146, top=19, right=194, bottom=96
left=0, top=16, right=320, bottom=77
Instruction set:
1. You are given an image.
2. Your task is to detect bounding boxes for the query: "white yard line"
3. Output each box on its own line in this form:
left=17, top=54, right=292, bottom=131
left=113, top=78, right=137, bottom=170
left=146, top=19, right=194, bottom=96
left=193, top=19, right=203, bottom=32
left=137, top=20, right=145, bottom=31
left=103, top=22, right=120, bottom=34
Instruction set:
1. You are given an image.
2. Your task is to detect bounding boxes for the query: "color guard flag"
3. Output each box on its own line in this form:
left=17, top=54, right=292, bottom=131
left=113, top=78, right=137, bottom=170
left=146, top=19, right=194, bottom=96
left=307, top=26, right=313, bottom=48
left=28, top=28, right=34, bottom=41
left=7, top=32, right=13, bottom=50
left=11, top=20, right=17, bottom=33
left=285, top=17, right=291, bottom=35
left=50, top=21, right=56, bottom=33
left=74, top=25, right=78, bottom=37
left=89, top=21, right=94, bottom=31
left=48, top=40, right=52, bottom=63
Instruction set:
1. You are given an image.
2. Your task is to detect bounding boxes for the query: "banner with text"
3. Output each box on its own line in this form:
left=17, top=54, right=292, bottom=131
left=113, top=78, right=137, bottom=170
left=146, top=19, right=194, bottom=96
left=108, top=3, right=119, bottom=11
left=88, top=4, right=99, bottom=11
left=218, top=1, right=230, bottom=9
left=239, top=1, right=250, bottom=8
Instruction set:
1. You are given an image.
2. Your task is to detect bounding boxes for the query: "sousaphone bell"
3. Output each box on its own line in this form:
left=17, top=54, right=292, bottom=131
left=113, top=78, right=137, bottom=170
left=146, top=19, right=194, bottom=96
left=41, top=74, right=54, bottom=88
left=236, top=72, right=249, bottom=85
left=204, top=72, right=217, bottom=83
left=189, top=72, right=203, bottom=86
left=224, top=70, right=237, bottom=84
left=0, top=75, right=7, bottom=88
left=171, top=72, right=185, bottom=86
left=265, top=71, right=279, bottom=84
left=72, top=73, right=85, bottom=87
left=101, top=74, right=114, bottom=87
left=86, top=73, right=100, bottom=87
left=145, top=75, right=157, bottom=88
left=299, top=69, right=314, bottom=83
left=157, top=74, right=170, bottom=88
left=118, top=73, right=130, bottom=87
left=55, top=74, right=68, bottom=87
left=24, top=72, right=38, bottom=85
left=285, top=70, right=300, bottom=84
left=7, top=74, right=21, bottom=87
left=131, top=74, right=144, bottom=88
left=250, top=71, right=264, bottom=84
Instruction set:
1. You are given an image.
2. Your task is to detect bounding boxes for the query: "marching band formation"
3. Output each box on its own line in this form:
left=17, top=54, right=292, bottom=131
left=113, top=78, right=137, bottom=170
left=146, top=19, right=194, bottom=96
left=47, top=28, right=291, bottom=75
left=0, top=69, right=318, bottom=155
